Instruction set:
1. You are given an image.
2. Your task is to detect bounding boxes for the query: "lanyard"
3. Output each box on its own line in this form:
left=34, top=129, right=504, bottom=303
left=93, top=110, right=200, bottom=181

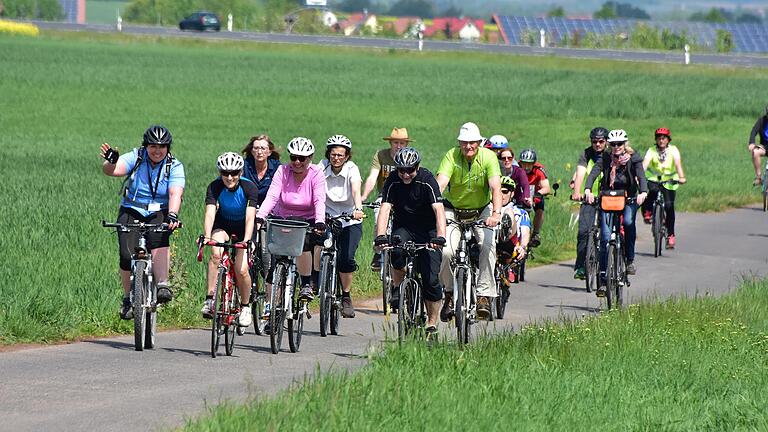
left=146, top=157, right=164, bottom=201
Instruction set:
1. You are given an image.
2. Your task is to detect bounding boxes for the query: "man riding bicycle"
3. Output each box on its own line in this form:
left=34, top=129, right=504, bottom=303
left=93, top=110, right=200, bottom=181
left=641, top=127, right=687, bottom=249
left=519, top=148, right=551, bottom=248
left=570, top=127, right=609, bottom=280
left=201, top=152, right=258, bottom=327
left=374, top=147, right=446, bottom=337
left=100, top=125, right=185, bottom=319
left=436, top=122, right=502, bottom=321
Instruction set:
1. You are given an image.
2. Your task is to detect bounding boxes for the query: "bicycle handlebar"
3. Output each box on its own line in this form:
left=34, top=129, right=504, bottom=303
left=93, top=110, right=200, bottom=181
left=362, top=202, right=380, bottom=209
left=102, top=220, right=181, bottom=232
left=446, top=219, right=488, bottom=228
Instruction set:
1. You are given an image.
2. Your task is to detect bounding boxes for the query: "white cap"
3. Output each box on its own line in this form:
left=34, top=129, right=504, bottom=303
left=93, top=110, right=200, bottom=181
left=457, top=122, right=483, bottom=142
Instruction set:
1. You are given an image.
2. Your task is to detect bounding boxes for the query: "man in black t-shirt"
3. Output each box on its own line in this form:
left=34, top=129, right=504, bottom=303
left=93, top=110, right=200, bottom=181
left=374, top=148, right=446, bottom=339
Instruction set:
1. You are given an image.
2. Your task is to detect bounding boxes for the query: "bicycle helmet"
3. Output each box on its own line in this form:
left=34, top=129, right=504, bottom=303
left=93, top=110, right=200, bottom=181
left=589, top=127, right=609, bottom=140
left=393, top=147, right=421, bottom=168
left=217, top=152, right=244, bottom=172
left=519, top=148, right=537, bottom=163
left=500, top=175, right=516, bottom=189
left=488, top=135, right=509, bottom=149
left=286, top=137, right=315, bottom=156
left=607, top=129, right=628, bottom=143
left=143, top=125, right=172, bottom=146
left=654, top=127, right=671, bottom=141
left=326, top=134, right=352, bottom=149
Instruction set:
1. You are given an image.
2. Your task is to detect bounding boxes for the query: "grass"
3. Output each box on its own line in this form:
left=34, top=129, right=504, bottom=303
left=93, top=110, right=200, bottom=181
left=0, top=30, right=767, bottom=344
left=184, top=278, right=768, bottom=431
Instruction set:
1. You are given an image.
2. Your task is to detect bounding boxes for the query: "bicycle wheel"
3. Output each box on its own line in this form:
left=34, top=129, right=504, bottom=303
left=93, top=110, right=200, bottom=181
left=763, top=170, right=768, bottom=212
left=225, top=285, right=239, bottom=356
left=318, top=254, right=333, bottom=337
left=381, top=250, right=391, bottom=315
left=454, top=267, right=470, bottom=347
left=131, top=261, right=147, bottom=351
left=330, top=276, right=341, bottom=336
left=606, top=244, right=617, bottom=310
left=616, top=246, right=626, bottom=309
left=288, top=276, right=304, bottom=353
left=518, top=257, right=527, bottom=282
left=269, top=263, right=287, bottom=354
left=210, top=267, right=225, bottom=358
left=249, top=263, right=266, bottom=335
left=397, top=279, right=408, bottom=341
left=653, top=204, right=664, bottom=258
left=496, top=277, right=509, bottom=319
left=407, top=279, right=421, bottom=329
left=144, top=280, right=157, bottom=349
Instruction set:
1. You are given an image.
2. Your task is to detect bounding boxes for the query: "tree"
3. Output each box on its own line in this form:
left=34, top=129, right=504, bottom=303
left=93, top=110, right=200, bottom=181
left=388, top=0, right=434, bottom=18
left=593, top=3, right=616, bottom=19
left=337, top=0, right=371, bottom=13
left=594, top=2, right=649, bottom=20
left=736, top=12, right=762, bottom=24
left=689, top=8, right=732, bottom=23
left=547, top=6, right=565, bottom=18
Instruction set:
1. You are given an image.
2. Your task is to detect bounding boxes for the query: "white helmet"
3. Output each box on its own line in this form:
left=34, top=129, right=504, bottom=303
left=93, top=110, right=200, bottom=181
left=287, top=137, right=315, bottom=156
left=457, top=122, right=483, bottom=142
left=217, top=152, right=244, bottom=172
left=607, top=129, right=628, bottom=143
left=326, top=134, right=352, bottom=149
left=488, top=135, right=509, bottom=149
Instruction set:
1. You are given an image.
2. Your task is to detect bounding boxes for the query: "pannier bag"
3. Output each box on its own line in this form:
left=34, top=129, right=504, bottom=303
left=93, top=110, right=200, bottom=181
left=600, top=189, right=627, bottom=212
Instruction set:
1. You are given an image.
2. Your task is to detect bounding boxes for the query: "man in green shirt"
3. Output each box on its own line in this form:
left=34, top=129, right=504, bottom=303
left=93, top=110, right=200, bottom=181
left=436, top=122, right=502, bottom=320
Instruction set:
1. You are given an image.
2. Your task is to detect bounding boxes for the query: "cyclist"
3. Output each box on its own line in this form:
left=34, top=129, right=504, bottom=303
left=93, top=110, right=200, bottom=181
left=641, top=127, right=687, bottom=249
left=496, top=176, right=531, bottom=282
left=585, top=129, right=648, bottom=292
left=99, top=125, right=185, bottom=319
left=485, top=134, right=512, bottom=160
left=316, top=135, right=365, bottom=318
left=374, top=147, right=446, bottom=338
left=256, top=137, right=327, bottom=309
left=242, top=134, right=281, bottom=204
left=570, top=126, right=609, bottom=280
left=498, top=147, right=530, bottom=207
left=436, top=122, right=502, bottom=321
left=748, top=106, right=768, bottom=186
left=201, top=152, right=258, bottom=327
left=518, top=148, right=551, bottom=248
left=361, top=127, right=412, bottom=271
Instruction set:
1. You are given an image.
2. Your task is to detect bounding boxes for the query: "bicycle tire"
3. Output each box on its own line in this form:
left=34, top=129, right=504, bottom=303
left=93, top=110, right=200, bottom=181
left=330, top=275, right=341, bottom=336
left=210, top=267, right=225, bottom=358
left=318, top=254, right=333, bottom=337
left=381, top=250, right=391, bottom=316
left=585, top=229, right=598, bottom=293
left=225, top=284, right=239, bottom=356
left=407, top=278, right=420, bottom=329
left=454, top=267, right=469, bottom=347
left=616, top=245, right=626, bottom=309
left=269, top=262, right=287, bottom=354
left=144, top=280, right=157, bottom=349
left=288, top=277, right=304, bottom=353
left=606, top=243, right=617, bottom=310
left=518, top=257, right=527, bottom=282
left=763, top=170, right=768, bottom=212
left=496, top=281, right=509, bottom=319
left=653, top=203, right=664, bottom=257
left=132, top=261, right=147, bottom=351
left=763, top=192, right=767, bottom=212
left=250, top=267, right=266, bottom=336
left=397, top=279, right=408, bottom=342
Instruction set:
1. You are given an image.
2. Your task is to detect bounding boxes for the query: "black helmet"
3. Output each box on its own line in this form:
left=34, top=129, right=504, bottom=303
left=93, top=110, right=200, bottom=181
left=393, top=147, right=421, bottom=168
left=143, top=125, right=173, bottom=146
left=589, top=127, right=609, bottom=140
left=519, top=148, right=537, bottom=163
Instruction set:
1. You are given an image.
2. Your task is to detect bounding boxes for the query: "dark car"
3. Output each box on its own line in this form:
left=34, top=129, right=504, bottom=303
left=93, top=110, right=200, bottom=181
left=179, top=12, right=221, bottom=32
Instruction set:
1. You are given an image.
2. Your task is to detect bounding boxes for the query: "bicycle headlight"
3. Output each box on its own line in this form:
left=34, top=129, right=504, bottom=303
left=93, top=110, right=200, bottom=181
left=323, top=237, right=333, bottom=249
left=463, top=230, right=473, bottom=242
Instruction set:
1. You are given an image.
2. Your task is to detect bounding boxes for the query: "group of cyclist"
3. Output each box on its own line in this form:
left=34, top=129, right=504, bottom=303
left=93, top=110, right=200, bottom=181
left=100, top=120, right=686, bottom=335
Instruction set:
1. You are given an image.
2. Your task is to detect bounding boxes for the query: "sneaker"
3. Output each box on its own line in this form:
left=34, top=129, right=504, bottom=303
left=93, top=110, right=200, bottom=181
left=262, top=303, right=271, bottom=320
left=440, top=295, right=454, bottom=322
left=263, top=321, right=271, bottom=335
left=119, top=298, right=133, bottom=320
left=666, top=234, right=676, bottom=249
left=529, top=232, right=541, bottom=248
left=425, top=325, right=438, bottom=343
left=201, top=299, right=214, bottom=319
left=370, top=252, right=382, bottom=271
left=341, top=296, right=356, bottom=318
left=156, top=283, right=173, bottom=304
left=389, top=288, right=400, bottom=312
left=299, top=284, right=314, bottom=301
left=626, top=261, right=636, bottom=275
left=238, top=306, right=253, bottom=327
left=642, top=210, right=652, bottom=224
left=596, top=278, right=607, bottom=297
left=477, top=296, right=491, bottom=320
left=573, top=267, right=586, bottom=280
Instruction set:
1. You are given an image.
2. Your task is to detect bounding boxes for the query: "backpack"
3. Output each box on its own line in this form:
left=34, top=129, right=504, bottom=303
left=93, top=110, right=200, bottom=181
left=120, top=147, right=175, bottom=198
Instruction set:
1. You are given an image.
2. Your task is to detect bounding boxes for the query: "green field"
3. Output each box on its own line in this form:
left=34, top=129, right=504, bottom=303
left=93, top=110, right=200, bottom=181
left=185, top=279, right=768, bottom=431
left=1, top=31, right=766, bottom=344
left=86, top=0, right=128, bottom=24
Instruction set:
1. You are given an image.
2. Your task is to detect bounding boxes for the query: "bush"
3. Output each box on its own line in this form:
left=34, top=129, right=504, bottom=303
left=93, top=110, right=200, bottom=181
left=0, top=18, right=39, bottom=35
left=716, top=29, right=733, bottom=53
left=1, top=0, right=62, bottom=20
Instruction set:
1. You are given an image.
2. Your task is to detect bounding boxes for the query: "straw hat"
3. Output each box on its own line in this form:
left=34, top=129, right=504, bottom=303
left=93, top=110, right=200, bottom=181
left=383, top=127, right=413, bottom=142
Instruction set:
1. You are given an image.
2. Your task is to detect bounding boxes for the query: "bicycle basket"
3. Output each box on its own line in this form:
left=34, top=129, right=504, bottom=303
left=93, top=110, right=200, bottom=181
left=266, top=219, right=309, bottom=257
left=600, top=190, right=626, bottom=212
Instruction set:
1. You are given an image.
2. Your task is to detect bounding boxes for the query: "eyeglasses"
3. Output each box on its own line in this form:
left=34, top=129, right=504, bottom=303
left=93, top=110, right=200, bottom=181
left=459, top=141, right=480, bottom=147
left=220, top=170, right=240, bottom=178
left=591, top=139, right=606, bottom=144
left=501, top=189, right=513, bottom=194
left=609, top=141, right=626, bottom=147
left=397, top=167, right=417, bottom=175
left=290, top=155, right=309, bottom=162
left=252, top=147, right=270, bottom=153
left=329, top=153, right=347, bottom=159
left=498, top=156, right=514, bottom=161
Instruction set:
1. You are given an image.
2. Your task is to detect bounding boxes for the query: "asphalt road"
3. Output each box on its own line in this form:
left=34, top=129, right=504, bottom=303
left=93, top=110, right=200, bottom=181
left=30, top=21, right=768, bottom=68
left=2, top=205, right=767, bottom=431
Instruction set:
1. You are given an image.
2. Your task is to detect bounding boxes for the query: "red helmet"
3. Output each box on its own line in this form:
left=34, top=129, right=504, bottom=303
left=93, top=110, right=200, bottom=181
left=654, top=127, right=671, bottom=140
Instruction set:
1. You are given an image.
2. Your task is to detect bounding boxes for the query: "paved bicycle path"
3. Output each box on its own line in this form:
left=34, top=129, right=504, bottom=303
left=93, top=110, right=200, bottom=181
left=2, top=206, right=767, bottom=431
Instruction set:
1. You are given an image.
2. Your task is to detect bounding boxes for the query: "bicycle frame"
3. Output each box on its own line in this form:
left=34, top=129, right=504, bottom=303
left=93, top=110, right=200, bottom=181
left=602, top=200, right=633, bottom=310
left=447, top=219, right=484, bottom=346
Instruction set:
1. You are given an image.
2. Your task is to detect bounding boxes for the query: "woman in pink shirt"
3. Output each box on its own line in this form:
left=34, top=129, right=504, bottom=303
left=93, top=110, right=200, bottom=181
left=257, top=137, right=326, bottom=302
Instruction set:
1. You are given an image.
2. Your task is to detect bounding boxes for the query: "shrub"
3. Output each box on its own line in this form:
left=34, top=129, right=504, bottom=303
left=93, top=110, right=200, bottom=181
left=0, top=18, right=39, bottom=36
left=716, top=29, right=733, bottom=53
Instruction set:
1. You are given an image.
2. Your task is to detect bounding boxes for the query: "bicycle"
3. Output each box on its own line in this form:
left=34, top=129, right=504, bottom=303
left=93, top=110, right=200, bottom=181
left=363, top=201, right=394, bottom=316
left=762, top=161, right=768, bottom=212
left=599, top=193, right=634, bottom=310
left=650, top=178, right=679, bottom=258
left=447, top=218, right=486, bottom=347
left=264, top=218, right=314, bottom=354
left=196, top=236, right=250, bottom=358
left=493, top=214, right=518, bottom=319
left=380, top=237, right=431, bottom=341
left=102, top=220, right=176, bottom=351
left=248, top=228, right=267, bottom=336
left=317, top=213, right=357, bottom=337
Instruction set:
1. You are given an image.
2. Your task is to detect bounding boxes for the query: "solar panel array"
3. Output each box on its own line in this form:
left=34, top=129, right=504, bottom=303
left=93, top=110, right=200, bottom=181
left=495, top=15, right=768, bottom=53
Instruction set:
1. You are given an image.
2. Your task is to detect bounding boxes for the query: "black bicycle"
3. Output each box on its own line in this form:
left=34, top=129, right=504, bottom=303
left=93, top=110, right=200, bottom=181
left=381, top=237, right=431, bottom=341
left=102, top=220, right=176, bottom=351
left=650, top=178, right=679, bottom=258
left=581, top=200, right=600, bottom=294
left=363, top=201, right=393, bottom=316
left=248, top=228, right=268, bottom=336
left=317, top=213, right=356, bottom=337
left=447, top=219, right=486, bottom=347
left=600, top=194, right=634, bottom=310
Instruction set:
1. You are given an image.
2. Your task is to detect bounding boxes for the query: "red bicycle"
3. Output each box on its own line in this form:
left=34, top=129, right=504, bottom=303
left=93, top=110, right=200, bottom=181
left=197, top=236, right=250, bottom=358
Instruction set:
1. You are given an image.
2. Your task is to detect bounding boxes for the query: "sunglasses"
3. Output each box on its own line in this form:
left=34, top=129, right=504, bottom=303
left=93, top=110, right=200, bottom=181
left=498, top=156, right=514, bottom=161
left=290, top=155, right=309, bottom=162
left=397, top=167, right=417, bottom=175
left=591, top=139, right=606, bottom=144
left=501, top=189, right=513, bottom=194
left=220, top=170, right=240, bottom=177
left=609, top=141, right=626, bottom=147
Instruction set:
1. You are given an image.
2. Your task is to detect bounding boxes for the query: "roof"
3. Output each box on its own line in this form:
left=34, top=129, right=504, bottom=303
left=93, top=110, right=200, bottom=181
left=425, top=17, right=485, bottom=37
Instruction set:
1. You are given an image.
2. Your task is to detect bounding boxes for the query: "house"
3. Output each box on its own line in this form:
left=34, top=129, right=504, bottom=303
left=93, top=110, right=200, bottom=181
left=425, top=17, right=485, bottom=41
left=392, top=16, right=420, bottom=35
left=338, top=12, right=378, bottom=35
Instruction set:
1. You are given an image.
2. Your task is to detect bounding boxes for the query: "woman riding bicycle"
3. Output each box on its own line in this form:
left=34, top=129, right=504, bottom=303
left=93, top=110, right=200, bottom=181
left=315, top=135, right=364, bottom=319
left=496, top=143, right=530, bottom=207
left=99, top=125, right=185, bottom=319
left=641, top=127, right=687, bottom=249
left=200, top=152, right=259, bottom=327
left=585, top=129, right=648, bottom=292
left=496, top=176, right=531, bottom=274
left=256, top=137, right=327, bottom=309
left=242, top=134, right=281, bottom=204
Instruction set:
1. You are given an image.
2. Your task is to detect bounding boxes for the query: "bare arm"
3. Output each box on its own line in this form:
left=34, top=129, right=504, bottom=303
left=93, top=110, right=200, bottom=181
left=168, top=185, right=183, bottom=215
left=571, top=165, right=587, bottom=200
left=243, top=206, right=256, bottom=242
left=642, top=150, right=653, bottom=171
left=361, top=168, right=380, bottom=202
left=351, top=175, right=364, bottom=220
left=436, top=173, right=450, bottom=193
left=100, top=143, right=129, bottom=177
left=485, top=175, right=502, bottom=228
left=203, top=204, right=217, bottom=239
left=537, top=178, right=551, bottom=196
left=674, top=152, right=686, bottom=183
